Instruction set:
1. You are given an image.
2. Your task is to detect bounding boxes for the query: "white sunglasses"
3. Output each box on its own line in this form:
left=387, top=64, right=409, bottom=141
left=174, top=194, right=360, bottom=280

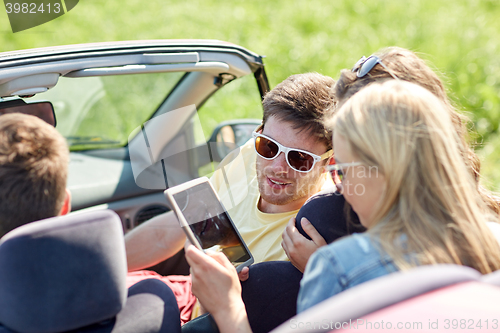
left=252, top=128, right=332, bottom=173
left=326, top=162, right=363, bottom=183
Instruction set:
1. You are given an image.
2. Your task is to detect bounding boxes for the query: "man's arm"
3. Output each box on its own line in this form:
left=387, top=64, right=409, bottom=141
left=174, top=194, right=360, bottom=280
left=125, top=211, right=186, bottom=271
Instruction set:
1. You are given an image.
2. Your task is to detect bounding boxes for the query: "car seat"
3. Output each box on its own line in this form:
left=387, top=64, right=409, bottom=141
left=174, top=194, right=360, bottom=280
left=0, top=209, right=181, bottom=333
left=270, top=264, right=482, bottom=333
left=481, top=268, right=500, bottom=286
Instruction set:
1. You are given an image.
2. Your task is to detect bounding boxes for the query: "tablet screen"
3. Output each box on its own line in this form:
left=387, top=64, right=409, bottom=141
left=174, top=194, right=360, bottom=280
left=172, top=182, right=251, bottom=265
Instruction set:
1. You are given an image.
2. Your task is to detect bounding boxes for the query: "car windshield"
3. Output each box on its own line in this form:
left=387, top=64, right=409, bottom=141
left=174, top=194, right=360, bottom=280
left=26, top=72, right=185, bottom=151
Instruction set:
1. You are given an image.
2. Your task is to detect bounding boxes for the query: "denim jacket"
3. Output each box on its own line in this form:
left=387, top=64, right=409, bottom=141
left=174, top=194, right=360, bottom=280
left=297, top=233, right=399, bottom=313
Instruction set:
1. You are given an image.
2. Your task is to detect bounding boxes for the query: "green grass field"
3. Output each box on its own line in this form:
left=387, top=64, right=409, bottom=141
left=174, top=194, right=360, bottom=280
left=1, top=0, right=500, bottom=191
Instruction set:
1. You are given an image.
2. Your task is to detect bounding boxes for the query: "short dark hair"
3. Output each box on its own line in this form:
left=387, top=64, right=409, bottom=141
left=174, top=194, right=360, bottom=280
left=262, top=73, right=335, bottom=150
left=0, top=113, right=69, bottom=237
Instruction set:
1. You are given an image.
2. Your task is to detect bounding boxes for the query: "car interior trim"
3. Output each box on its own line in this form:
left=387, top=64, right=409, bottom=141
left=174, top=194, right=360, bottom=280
left=64, top=61, right=230, bottom=77
left=0, top=73, right=59, bottom=97
left=0, top=41, right=264, bottom=70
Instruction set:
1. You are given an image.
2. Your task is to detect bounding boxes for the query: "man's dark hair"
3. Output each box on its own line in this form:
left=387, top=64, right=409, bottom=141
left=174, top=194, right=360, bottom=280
left=262, top=73, right=335, bottom=150
left=0, top=113, right=69, bottom=237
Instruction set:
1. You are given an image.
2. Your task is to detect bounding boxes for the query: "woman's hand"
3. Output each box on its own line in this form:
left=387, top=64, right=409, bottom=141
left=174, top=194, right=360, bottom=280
left=185, top=245, right=252, bottom=333
left=282, top=217, right=327, bottom=272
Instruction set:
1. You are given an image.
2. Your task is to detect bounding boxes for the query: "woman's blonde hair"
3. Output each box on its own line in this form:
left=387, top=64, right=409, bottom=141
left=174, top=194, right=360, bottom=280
left=333, top=47, right=500, bottom=214
left=331, top=80, right=500, bottom=274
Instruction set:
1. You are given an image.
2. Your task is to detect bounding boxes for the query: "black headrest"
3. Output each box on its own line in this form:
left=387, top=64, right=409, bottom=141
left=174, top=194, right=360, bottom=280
left=0, top=210, right=127, bottom=333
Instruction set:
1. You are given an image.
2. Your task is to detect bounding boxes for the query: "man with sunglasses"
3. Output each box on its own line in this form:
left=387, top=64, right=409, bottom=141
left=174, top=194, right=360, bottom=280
left=124, top=73, right=337, bottom=324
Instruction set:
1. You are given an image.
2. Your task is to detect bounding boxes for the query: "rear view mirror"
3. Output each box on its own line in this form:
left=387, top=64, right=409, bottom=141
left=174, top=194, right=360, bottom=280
left=0, top=99, right=56, bottom=127
left=208, top=119, right=261, bottom=162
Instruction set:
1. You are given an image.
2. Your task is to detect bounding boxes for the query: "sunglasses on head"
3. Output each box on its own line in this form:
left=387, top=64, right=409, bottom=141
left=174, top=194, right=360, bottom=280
left=252, top=126, right=333, bottom=173
left=326, top=162, right=363, bottom=184
left=351, top=55, right=399, bottom=80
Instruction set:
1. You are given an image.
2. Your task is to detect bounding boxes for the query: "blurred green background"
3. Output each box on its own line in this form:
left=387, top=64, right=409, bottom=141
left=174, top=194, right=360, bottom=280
left=1, top=0, right=500, bottom=191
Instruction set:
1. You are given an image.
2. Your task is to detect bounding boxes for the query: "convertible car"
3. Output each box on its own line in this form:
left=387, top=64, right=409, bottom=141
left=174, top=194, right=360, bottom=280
left=1, top=40, right=500, bottom=333
left=0, top=39, right=268, bottom=332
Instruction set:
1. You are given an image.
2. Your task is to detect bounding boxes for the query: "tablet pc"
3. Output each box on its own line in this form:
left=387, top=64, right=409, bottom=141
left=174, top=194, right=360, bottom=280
left=164, top=177, right=254, bottom=272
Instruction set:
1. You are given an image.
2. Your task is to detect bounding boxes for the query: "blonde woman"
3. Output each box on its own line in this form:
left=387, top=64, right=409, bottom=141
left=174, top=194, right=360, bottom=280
left=297, top=79, right=500, bottom=311
left=333, top=47, right=499, bottom=213
left=185, top=80, right=500, bottom=333
left=287, top=47, right=500, bottom=275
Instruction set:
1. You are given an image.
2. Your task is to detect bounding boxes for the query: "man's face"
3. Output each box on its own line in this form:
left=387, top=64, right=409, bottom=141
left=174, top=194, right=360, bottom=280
left=256, top=116, right=329, bottom=212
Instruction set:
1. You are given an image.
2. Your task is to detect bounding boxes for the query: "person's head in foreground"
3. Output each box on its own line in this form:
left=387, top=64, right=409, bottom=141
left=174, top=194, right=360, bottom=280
left=333, top=46, right=500, bottom=213
left=254, top=73, right=335, bottom=212
left=0, top=113, right=70, bottom=238
left=331, top=79, right=500, bottom=273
